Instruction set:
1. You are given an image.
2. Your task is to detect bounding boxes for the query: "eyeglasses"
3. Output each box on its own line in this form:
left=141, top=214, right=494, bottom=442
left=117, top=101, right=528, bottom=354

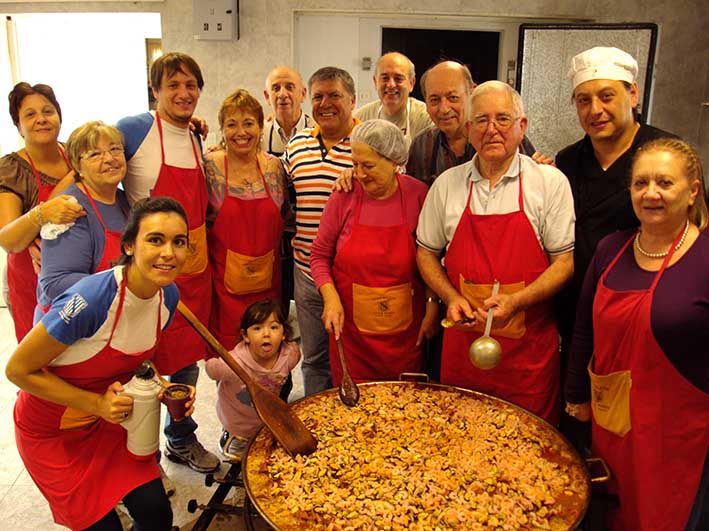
left=471, top=114, right=520, bottom=132
left=81, top=146, right=124, bottom=162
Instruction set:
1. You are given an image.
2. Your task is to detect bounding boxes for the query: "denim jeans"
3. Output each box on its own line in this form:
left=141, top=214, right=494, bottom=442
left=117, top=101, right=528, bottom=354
left=163, top=362, right=199, bottom=446
left=293, top=266, right=331, bottom=395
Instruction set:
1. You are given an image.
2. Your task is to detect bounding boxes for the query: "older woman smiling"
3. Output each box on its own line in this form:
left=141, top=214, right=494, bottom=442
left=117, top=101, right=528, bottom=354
left=565, top=138, right=709, bottom=531
left=311, top=119, right=437, bottom=384
left=36, top=121, right=129, bottom=318
left=0, top=83, right=85, bottom=340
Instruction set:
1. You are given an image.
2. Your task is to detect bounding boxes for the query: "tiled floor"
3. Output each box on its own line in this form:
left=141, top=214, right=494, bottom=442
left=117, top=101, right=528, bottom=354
left=0, top=306, right=302, bottom=530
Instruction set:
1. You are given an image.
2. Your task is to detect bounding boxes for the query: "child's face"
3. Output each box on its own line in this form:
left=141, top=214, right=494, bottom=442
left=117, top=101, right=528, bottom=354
left=242, top=312, right=285, bottom=366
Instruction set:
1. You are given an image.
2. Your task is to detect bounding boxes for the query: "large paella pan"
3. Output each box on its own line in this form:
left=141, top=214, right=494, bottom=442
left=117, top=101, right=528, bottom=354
left=243, top=381, right=592, bottom=531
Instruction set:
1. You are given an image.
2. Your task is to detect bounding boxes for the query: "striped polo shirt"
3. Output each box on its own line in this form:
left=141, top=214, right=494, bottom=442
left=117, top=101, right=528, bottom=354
left=283, top=121, right=358, bottom=277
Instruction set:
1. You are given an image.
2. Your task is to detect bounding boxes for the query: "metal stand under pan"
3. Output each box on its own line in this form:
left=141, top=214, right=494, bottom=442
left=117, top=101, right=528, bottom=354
left=186, top=459, right=267, bottom=531
left=188, top=376, right=293, bottom=530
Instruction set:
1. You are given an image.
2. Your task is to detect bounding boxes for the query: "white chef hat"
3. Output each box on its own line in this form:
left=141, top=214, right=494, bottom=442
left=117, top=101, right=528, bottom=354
left=569, top=46, right=638, bottom=91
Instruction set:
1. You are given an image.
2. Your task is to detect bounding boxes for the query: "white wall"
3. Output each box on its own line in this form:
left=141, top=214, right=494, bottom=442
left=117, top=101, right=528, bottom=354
left=1, top=12, right=160, bottom=152
left=293, top=12, right=581, bottom=117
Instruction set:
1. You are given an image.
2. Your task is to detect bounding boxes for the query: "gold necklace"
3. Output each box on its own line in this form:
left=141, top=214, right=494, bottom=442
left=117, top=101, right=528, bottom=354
left=634, top=220, right=690, bottom=258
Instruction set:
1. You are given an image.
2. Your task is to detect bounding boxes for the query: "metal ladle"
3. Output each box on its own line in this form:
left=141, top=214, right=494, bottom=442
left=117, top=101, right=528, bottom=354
left=336, top=338, right=359, bottom=407
left=469, top=280, right=502, bottom=370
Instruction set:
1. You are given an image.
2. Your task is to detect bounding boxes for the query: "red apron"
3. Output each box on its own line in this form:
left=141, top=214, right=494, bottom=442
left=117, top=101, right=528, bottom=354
left=36, top=183, right=123, bottom=316
left=441, top=168, right=560, bottom=423
left=13, top=269, right=163, bottom=530
left=590, top=233, right=709, bottom=531
left=330, top=178, right=424, bottom=384
left=208, top=156, right=283, bottom=351
left=7, top=147, right=70, bottom=341
left=149, top=112, right=212, bottom=374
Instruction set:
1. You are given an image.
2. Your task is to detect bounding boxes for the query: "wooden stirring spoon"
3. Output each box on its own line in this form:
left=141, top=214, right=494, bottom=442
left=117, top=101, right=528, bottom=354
left=177, top=301, right=317, bottom=457
left=336, top=338, right=359, bottom=407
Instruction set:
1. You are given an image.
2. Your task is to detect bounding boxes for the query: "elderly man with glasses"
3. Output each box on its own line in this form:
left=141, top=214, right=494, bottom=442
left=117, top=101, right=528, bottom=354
left=416, top=81, right=575, bottom=424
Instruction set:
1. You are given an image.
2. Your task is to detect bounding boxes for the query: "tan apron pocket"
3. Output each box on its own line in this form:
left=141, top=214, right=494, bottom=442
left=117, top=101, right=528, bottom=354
left=59, top=407, right=98, bottom=431
left=225, top=248, right=274, bottom=295
left=182, top=223, right=209, bottom=275
left=459, top=275, right=526, bottom=339
left=352, top=282, right=412, bottom=335
left=588, top=359, right=632, bottom=437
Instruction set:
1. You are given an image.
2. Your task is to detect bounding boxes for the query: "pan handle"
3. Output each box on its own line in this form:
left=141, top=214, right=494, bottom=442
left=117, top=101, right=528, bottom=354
left=586, top=457, right=611, bottom=483
left=399, top=373, right=429, bottom=382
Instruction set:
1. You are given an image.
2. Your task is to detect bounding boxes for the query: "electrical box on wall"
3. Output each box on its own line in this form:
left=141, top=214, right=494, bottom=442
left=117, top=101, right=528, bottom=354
left=193, top=0, right=239, bottom=41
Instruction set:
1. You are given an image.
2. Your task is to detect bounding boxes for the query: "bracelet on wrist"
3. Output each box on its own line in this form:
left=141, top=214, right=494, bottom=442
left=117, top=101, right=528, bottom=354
left=426, top=296, right=439, bottom=304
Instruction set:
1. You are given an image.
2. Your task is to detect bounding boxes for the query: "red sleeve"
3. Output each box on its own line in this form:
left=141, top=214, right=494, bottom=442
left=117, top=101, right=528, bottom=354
left=400, top=173, right=429, bottom=233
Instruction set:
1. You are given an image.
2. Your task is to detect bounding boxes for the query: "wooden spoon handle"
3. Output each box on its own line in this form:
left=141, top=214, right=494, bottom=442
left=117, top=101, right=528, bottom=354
left=177, top=300, right=318, bottom=457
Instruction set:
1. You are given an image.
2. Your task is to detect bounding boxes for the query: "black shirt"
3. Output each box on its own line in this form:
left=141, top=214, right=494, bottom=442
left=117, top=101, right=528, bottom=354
left=554, top=124, right=677, bottom=337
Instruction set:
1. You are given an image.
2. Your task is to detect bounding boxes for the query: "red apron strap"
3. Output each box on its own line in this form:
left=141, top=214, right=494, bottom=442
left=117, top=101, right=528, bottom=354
left=107, top=268, right=164, bottom=346
left=24, top=150, right=45, bottom=190
left=517, top=161, right=524, bottom=211
left=650, top=226, right=687, bottom=291
left=156, top=111, right=201, bottom=169
left=601, top=226, right=686, bottom=292
left=25, top=146, right=70, bottom=190
left=78, top=183, right=108, bottom=232
left=155, top=112, right=168, bottom=166
left=58, top=144, right=71, bottom=169
left=106, top=269, right=129, bottom=345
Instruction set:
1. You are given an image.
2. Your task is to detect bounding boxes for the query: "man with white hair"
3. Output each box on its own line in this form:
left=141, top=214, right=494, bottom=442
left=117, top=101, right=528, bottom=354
left=557, top=47, right=678, bottom=414
left=354, top=52, right=432, bottom=140
left=416, top=81, right=575, bottom=423
left=261, top=66, right=313, bottom=156
left=261, top=66, right=313, bottom=308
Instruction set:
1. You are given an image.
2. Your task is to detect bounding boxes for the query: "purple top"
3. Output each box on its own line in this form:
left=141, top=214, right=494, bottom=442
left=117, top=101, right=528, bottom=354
left=566, top=228, right=709, bottom=403
left=310, top=174, right=428, bottom=289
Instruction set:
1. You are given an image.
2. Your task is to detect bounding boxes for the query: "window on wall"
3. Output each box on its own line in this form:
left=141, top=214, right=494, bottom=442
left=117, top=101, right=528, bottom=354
left=0, top=12, right=161, bottom=155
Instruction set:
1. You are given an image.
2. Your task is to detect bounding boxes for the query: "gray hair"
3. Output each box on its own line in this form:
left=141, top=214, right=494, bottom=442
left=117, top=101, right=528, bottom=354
left=468, top=81, right=525, bottom=122
left=66, top=120, right=124, bottom=172
left=351, top=119, right=409, bottom=166
left=376, top=52, right=415, bottom=80
left=308, top=66, right=355, bottom=97
left=420, top=60, right=475, bottom=100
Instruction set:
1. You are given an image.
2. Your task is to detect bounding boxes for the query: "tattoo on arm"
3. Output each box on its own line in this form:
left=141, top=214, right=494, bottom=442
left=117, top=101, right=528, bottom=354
left=263, top=158, right=285, bottom=206
left=205, top=159, right=226, bottom=204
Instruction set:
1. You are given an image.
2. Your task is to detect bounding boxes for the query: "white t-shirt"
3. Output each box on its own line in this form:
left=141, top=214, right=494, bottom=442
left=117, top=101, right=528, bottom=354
left=354, top=97, right=433, bottom=141
left=43, top=267, right=178, bottom=367
left=117, top=111, right=204, bottom=205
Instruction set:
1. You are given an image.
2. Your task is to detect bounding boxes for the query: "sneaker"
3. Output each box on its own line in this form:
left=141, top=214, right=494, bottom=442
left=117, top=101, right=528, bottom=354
left=158, top=463, right=176, bottom=497
left=165, top=439, right=220, bottom=473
